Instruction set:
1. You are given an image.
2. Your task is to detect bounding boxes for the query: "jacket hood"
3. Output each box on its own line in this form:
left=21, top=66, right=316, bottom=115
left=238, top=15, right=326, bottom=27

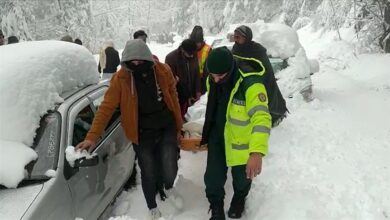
left=232, top=41, right=267, bottom=57
left=121, top=39, right=154, bottom=63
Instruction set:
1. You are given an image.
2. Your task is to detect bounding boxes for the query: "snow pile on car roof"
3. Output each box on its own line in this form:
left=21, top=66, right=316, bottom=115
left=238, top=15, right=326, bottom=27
left=0, top=40, right=99, bottom=188
left=228, top=20, right=302, bottom=59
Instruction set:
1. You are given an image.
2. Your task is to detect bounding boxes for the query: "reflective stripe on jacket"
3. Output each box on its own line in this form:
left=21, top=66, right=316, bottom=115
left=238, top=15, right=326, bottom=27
left=197, top=43, right=211, bottom=77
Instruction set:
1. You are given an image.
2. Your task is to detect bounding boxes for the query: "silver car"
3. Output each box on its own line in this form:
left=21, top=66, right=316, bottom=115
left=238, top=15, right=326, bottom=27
left=0, top=80, right=135, bottom=220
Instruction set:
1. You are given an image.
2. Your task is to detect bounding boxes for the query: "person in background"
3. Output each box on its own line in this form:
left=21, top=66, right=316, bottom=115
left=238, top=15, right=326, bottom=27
left=74, top=38, right=82, bottom=45
left=77, top=39, right=184, bottom=219
left=201, top=47, right=271, bottom=219
left=7, top=36, right=19, bottom=44
left=133, top=29, right=160, bottom=62
left=98, top=41, right=120, bottom=80
left=232, top=25, right=288, bottom=124
left=0, top=30, right=5, bottom=46
left=189, top=25, right=212, bottom=94
left=60, top=35, right=73, bottom=42
left=165, top=39, right=201, bottom=119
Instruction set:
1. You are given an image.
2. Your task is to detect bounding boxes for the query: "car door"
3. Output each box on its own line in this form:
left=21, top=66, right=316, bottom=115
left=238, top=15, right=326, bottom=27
left=65, top=95, right=111, bottom=220
left=88, top=89, right=134, bottom=207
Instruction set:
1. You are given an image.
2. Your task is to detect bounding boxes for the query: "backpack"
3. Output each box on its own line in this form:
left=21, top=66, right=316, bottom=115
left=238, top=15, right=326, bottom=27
left=235, top=56, right=288, bottom=127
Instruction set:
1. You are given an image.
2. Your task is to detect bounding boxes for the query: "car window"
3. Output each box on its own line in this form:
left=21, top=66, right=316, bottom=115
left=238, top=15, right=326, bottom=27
left=92, top=92, right=120, bottom=132
left=72, top=105, right=94, bottom=146
left=25, top=112, right=61, bottom=180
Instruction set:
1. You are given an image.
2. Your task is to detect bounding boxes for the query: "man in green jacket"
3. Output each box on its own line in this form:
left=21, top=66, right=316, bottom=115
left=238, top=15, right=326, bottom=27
left=201, top=47, right=271, bottom=220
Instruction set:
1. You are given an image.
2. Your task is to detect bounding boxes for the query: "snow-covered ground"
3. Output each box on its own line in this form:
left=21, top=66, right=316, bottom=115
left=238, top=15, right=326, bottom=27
left=109, top=25, right=390, bottom=220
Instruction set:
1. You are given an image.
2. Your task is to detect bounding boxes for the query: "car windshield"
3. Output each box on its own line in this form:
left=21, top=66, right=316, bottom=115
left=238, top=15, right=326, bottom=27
left=24, top=112, right=61, bottom=180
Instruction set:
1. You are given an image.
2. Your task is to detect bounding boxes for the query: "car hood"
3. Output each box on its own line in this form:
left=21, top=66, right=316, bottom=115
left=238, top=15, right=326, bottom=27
left=0, top=183, right=43, bottom=219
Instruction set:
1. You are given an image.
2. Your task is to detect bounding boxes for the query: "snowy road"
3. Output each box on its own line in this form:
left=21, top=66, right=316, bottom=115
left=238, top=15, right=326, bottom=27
left=109, top=31, right=390, bottom=220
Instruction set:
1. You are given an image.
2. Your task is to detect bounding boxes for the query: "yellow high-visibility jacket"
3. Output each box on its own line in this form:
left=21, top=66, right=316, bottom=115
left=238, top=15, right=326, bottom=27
left=207, top=56, right=271, bottom=166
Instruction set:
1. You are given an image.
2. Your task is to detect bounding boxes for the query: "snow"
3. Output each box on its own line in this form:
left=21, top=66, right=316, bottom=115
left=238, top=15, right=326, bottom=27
left=222, top=20, right=302, bottom=59
left=65, top=146, right=97, bottom=167
left=0, top=40, right=99, bottom=188
left=276, top=47, right=312, bottom=97
left=0, top=140, right=37, bottom=188
left=44, top=169, right=57, bottom=178
left=108, top=25, right=390, bottom=220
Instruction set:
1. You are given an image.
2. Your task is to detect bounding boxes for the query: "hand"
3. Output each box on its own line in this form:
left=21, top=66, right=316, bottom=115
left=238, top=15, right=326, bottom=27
left=246, top=153, right=263, bottom=180
left=75, top=140, right=96, bottom=153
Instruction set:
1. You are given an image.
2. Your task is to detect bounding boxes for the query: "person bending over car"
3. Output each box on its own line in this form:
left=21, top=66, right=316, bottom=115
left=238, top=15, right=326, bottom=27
left=76, top=39, right=183, bottom=220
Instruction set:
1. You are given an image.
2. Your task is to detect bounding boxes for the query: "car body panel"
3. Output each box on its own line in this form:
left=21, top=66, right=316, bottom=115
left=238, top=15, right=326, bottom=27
left=0, top=184, right=43, bottom=219
left=21, top=177, right=73, bottom=220
left=1, top=81, right=135, bottom=220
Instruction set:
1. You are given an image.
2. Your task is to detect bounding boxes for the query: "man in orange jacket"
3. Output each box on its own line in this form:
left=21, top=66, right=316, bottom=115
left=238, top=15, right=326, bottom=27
left=190, top=25, right=212, bottom=94
left=77, top=39, right=183, bottom=219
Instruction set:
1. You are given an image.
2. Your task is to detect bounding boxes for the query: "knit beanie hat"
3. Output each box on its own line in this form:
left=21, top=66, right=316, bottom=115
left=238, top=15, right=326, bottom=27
left=180, top=39, right=197, bottom=54
left=189, top=25, right=204, bottom=43
left=206, top=46, right=233, bottom=75
left=234, top=25, right=253, bottom=41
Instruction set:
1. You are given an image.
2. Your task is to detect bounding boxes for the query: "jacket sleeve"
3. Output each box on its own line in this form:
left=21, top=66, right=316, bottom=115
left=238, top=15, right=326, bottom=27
left=164, top=64, right=183, bottom=133
left=194, top=58, right=201, bottom=95
left=85, top=76, right=121, bottom=142
left=245, top=83, right=272, bottom=155
left=165, top=54, right=177, bottom=77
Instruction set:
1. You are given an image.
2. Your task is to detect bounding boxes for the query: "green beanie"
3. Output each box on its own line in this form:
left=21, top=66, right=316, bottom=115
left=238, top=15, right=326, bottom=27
left=206, top=46, right=233, bottom=74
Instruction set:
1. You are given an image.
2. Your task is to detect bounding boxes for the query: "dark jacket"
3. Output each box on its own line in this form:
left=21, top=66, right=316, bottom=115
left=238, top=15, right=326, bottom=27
left=98, top=47, right=120, bottom=73
left=232, top=41, right=286, bottom=125
left=165, top=47, right=201, bottom=104
left=201, top=62, right=238, bottom=145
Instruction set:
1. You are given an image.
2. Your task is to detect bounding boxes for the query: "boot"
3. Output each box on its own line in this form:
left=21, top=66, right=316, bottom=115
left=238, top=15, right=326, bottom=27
left=209, top=203, right=225, bottom=220
left=227, top=195, right=245, bottom=219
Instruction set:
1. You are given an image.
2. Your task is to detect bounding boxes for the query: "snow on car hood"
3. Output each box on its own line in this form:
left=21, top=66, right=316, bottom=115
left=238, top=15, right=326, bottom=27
left=0, top=40, right=99, bottom=188
left=0, top=183, right=43, bottom=219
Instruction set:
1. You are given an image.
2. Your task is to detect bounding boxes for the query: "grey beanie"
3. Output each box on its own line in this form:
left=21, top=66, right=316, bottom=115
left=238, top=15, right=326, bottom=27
left=121, top=39, right=154, bottom=63
left=234, top=25, right=253, bottom=41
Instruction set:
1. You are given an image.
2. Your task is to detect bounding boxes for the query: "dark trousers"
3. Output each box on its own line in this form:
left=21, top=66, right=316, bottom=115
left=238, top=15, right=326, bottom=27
left=204, top=135, right=252, bottom=206
left=133, top=125, right=178, bottom=209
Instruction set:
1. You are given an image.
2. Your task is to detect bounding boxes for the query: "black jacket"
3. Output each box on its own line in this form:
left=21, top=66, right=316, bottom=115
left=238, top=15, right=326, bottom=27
left=98, top=47, right=120, bottom=73
left=232, top=41, right=287, bottom=125
left=201, top=62, right=237, bottom=145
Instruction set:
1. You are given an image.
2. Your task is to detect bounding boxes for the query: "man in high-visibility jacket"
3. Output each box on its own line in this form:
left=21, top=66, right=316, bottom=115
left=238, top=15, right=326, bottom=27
left=201, top=47, right=271, bottom=220
left=190, top=25, right=212, bottom=94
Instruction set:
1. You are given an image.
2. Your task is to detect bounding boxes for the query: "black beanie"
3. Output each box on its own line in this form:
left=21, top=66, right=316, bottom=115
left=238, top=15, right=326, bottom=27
left=180, top=39, right=197, bottom=54
left=234, top=25, right=253, bottom=41
left=189, top=25, right=204, bottom=43
left=206, top=47, right=233, bottom=75
left=133, top=30, right=147, bottom=39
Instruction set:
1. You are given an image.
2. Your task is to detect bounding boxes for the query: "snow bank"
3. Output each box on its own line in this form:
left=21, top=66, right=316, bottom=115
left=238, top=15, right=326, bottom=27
left=0, top=40, right=99, bottom=188
left=276, top=48, right=312, bottom=97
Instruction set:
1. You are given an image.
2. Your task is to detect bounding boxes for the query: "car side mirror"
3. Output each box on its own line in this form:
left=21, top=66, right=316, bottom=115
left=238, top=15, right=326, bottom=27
left=74, top=155, right=99, bottom=167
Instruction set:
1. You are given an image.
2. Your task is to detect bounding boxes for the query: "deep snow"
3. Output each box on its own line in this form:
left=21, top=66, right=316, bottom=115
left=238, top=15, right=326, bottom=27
left=108, top=25, right=390, bottom=220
